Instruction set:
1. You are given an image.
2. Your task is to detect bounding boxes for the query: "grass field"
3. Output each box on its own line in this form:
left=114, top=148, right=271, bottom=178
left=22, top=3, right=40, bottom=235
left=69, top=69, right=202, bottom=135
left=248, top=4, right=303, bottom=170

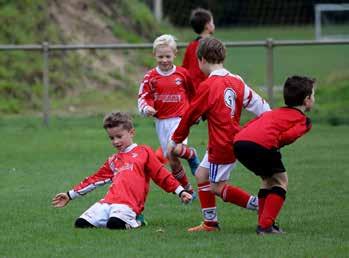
left=0, top=115, right=348, bottom=258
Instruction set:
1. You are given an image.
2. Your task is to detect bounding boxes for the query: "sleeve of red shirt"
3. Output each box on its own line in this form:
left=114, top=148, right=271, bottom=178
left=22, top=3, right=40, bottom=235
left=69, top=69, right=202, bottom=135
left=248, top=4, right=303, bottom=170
left=138, top=73, right=155, bottom=114
left=144, top=146, right=180, bottom=193
left=279, top=117, right=312, bottom=147
left=182, top=68, right=196, bottom=102
left=70, top=159, right=114, bottom=198
left=172, top=85, right=210, bottom=143
left=182, top=46, right=190, bottom=69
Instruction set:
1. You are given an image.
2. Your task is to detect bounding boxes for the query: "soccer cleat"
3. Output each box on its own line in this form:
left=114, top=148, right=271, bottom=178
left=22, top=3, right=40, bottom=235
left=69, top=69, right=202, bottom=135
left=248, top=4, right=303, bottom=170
left=136, top=214, right=148, bottom=227
left=256, top=223, right=284, bottom=235
left=188, top=222, right=220, bottom=232
left=187, top=148, right=200, bottom=176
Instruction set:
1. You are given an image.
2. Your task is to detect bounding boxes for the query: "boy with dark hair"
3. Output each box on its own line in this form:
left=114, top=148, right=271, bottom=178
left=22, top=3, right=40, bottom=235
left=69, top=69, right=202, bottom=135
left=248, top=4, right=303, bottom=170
left=52, top=112, right=192, bottom=230
left=182, top=8, right=215, bottom=89
left=234, top=75, right=315, bottom=235
left=169, top=37, right=271, bottom=232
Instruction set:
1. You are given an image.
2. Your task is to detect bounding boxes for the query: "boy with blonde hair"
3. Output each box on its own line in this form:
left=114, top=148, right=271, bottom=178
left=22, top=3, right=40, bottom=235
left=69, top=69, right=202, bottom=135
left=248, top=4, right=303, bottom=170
left=138, top=34, right=200, bottom=196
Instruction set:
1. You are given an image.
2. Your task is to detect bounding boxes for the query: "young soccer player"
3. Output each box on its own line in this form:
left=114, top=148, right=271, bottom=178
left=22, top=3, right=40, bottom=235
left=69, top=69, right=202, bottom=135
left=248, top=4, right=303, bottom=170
left=138, top=34, right=200, bottom=195
left=52, top=112, right=192, bottom=229
left=234, top=76, right=315, bottom=235
left=169, top=37, right=271, bottom=232
left=182, top=8, right=215, bottom=89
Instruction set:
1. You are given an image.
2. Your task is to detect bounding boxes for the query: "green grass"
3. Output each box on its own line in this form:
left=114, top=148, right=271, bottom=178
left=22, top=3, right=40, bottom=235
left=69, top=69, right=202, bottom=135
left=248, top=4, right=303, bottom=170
left=0, top=116, right=348, bottom=257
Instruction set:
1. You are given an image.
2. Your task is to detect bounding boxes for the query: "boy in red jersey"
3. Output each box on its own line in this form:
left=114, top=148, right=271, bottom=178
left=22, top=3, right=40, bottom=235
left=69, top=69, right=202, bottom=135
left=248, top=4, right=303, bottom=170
left=138, top=34, right=200, bottom=195
left=169, top=37, right=271, bottom=232
left=182, top=8, right=215, bottom=89
left=52, top=112, right=192, bottom=229
left=234, top=76, right=315, bottom=235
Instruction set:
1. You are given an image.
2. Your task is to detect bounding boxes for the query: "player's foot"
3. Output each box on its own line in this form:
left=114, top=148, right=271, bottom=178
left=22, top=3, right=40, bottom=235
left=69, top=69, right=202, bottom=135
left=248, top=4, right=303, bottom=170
left=136, top=214, right=148, bottom=227
left=256, top=223, right=284, bottom=235
left=187, top=148, right=200, bottom=176
left=188, top=222, right=220, bottom=232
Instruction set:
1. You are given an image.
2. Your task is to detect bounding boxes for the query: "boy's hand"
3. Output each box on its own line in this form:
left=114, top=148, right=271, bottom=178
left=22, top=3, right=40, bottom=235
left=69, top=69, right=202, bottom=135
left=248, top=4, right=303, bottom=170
left=180, top=191, right=193, bottom=204
left=52, top=192, right=70, bottom=208
left=145, top=106, right=157, bottom=117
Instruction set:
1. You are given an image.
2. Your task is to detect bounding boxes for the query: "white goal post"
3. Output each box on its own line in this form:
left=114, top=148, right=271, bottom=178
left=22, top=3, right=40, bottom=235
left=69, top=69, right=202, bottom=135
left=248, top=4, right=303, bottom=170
left=315, top=4, right=349, bottom=40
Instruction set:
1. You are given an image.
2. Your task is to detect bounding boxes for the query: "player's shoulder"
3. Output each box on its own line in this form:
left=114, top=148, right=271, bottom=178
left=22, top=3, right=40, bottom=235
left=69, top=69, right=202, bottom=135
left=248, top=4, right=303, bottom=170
left=137, top=144, right=154, bottom=153
left=176, top=66, right=189, bottom=74
left=143, top=68, right=157, bottom=78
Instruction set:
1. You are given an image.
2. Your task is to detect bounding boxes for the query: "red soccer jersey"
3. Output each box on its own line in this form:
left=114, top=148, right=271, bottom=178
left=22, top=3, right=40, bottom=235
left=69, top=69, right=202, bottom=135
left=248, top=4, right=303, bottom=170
left=69, top=144, right=181, bottom=215
left=138, top=65, right=195, bottom=119
left=182, top=37, right=208, bottom=89
left=172, top=69, right=270, bottom=164
left=234, top=107, right=312, bottom=149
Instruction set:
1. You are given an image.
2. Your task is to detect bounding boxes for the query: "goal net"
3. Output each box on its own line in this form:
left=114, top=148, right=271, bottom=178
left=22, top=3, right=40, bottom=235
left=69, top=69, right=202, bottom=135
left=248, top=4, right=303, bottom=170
left=315, top=4, right=349, bottom=40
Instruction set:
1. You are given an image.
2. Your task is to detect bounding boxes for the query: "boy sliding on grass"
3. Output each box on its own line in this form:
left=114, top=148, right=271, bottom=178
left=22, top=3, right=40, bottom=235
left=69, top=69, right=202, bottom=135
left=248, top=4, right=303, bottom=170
left=234, top=76, right=315, bottom=235
left=169, top=37, right=271, bottom=232
left=138, top=34, right=200, bottom=195
left=52, top=112, right=192, bottom=229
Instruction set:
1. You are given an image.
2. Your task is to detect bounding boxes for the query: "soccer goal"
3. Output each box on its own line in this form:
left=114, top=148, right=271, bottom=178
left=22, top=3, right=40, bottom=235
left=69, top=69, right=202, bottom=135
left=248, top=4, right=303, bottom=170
left=315, top=4, right=349, bottom=40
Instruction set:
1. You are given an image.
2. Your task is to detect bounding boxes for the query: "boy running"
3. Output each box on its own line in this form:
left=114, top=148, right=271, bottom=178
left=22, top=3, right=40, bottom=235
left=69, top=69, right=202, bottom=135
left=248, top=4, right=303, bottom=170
left=169, top=37, right=271, bottom=232
left=138, top=34, right=200, bottom=195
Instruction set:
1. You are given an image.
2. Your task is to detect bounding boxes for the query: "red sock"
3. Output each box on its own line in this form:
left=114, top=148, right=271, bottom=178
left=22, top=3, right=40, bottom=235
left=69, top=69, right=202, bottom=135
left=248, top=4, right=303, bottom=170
left=259, top=188, right=286, bottom=229
left=172, top=165, right=190, bottom=189
left=176, top=145, right=195, bottom=160
left=257, top=189, right=270, bottom=222
left=198, top=182, right=217, bottom=225
left=220, top=184, right=251, bottom=208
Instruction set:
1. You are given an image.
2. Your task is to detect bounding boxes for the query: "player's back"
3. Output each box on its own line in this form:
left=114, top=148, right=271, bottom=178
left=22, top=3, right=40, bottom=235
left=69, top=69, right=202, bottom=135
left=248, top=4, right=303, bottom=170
left=198, top=69, right=246, bottom=163
left=235, top=107, right=310, bottom=149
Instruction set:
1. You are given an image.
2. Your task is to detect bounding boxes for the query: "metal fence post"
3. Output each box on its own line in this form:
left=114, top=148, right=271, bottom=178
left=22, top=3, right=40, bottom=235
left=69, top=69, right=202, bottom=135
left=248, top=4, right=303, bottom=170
left=266, top=38, right=274, bottom=107
left=42, top=42, right=50, bottom=126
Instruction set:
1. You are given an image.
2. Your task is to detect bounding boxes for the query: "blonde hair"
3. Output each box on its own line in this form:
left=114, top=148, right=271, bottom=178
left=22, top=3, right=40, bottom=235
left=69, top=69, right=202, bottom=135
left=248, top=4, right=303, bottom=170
left=153, top=34, right=177, bottom=52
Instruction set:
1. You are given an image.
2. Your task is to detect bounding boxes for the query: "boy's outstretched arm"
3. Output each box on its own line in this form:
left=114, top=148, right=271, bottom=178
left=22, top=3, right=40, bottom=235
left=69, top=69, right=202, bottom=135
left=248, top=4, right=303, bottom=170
left=52, top=192, right=70, bottom=208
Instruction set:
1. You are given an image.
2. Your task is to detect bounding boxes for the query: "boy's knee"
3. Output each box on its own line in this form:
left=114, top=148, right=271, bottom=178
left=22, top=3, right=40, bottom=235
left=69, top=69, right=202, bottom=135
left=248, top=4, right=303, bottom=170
left=106, top=217, right=128, bottom=230
left=271, top=186, right=287, bottom=200
left=75, top=218, right=95, bottom=228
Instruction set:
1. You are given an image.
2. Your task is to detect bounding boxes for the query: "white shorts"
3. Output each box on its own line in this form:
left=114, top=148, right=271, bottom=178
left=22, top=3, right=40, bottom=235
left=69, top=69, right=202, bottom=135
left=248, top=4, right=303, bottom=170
left=155, top=117, right=188, bottom=157
left=79, top=202, right=140, bottom=229
left=200, top=152, right=237, bottom=183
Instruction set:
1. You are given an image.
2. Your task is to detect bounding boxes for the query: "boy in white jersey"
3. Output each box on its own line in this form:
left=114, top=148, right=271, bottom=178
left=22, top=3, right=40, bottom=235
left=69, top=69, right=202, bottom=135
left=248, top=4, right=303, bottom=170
left=52, top=112, right=192, bottom=229
left=138, top=34, right=200, bottom=195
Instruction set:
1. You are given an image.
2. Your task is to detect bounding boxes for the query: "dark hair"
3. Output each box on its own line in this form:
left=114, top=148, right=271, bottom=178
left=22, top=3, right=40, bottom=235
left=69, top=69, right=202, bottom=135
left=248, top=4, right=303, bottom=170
left=197, top=37, right=225, bottom=64
left=190, top=8, right=213, bottom=34
left=103, top=112, right=133, bottom=130
left=283, top=76, right=315, bottom=107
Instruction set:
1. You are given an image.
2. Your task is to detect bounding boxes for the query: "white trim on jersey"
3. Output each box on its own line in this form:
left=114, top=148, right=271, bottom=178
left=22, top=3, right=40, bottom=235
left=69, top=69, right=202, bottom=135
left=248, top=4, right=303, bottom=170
left=155, top=65, right=176, bottom=76
left=68, top=178, right=112, bottom=200
left=243, top=84, right=271, bottom=116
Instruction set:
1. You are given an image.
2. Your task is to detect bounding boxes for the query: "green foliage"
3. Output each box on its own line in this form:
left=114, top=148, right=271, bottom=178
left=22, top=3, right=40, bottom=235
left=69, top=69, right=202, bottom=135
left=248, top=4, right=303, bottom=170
left=0, top=116, right=348, bottom=257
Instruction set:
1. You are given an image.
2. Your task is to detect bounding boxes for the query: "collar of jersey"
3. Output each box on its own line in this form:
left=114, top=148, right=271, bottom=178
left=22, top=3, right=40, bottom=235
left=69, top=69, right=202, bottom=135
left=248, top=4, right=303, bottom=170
left=156, top=65, right=176, bottom=76
left=209, top=68, right=230, bottom=77
left=120, top=143, right=138, bottom=153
